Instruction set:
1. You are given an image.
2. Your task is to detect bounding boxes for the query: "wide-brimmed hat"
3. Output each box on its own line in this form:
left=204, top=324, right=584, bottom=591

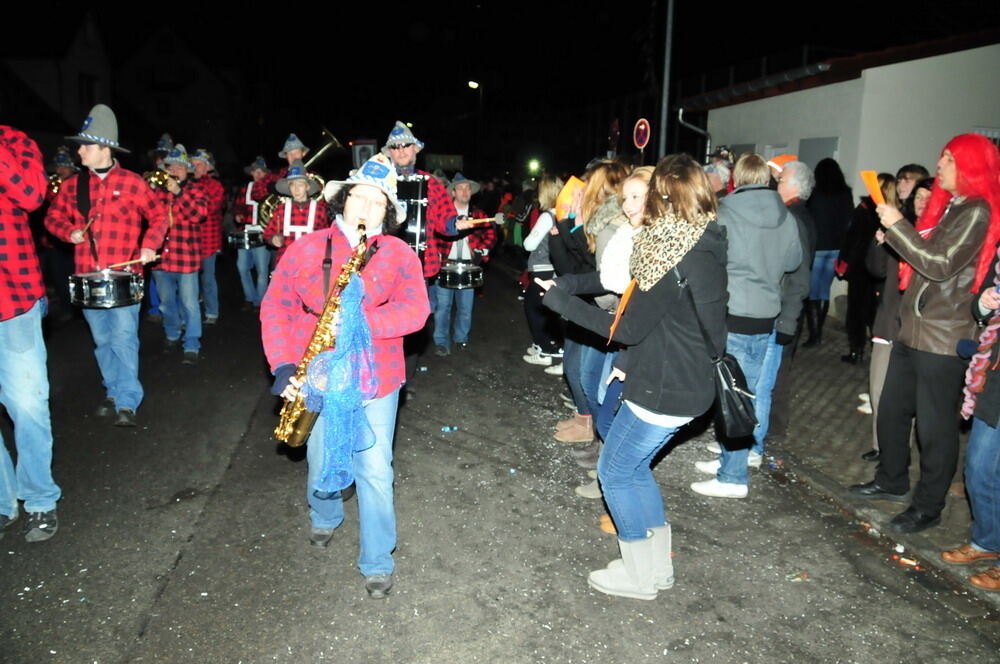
left=66, top=104, right=131, bottom=154
left=278, top=133, right=310, bottom=159
left=191, top=148, right=216, bottom=170
left=449, top=172, right=480, bottom=195
left=323, top=153, right=404, bottom=219
left=380, top=121, right=424, bottom=156
left=243, top=155, right=268, bottom=175
left=163, top=143, right=193, bottom=171
left=275, top=159, right=321, bottom=197
left=50, top=146, right=79, bottom=172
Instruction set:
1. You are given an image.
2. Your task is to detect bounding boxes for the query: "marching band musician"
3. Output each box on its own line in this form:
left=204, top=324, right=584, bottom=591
left=261, top=153, right=429, bottom=599
left=191, top=149, right=226, bottom=326
left=45, top=104, right=168, bottom=428
left=150, top=144, right=208, bottom=365
left=40, top=147, right=80, bottom=319
left=232, top=156, right=272, bottom=309
left=251, top=133, right=307, bottom=202
left=430, top=173, right=496, bottom=355
left=0, top=124, right=62, bottom=542
left=262, top=159, right=330, bottom=262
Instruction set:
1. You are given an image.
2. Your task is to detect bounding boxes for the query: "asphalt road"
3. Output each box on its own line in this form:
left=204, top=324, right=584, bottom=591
left=1, top=255, right=998, bottom=664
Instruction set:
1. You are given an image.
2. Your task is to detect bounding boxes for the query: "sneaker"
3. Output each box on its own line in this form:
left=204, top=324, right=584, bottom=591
left=24, top=510, right=58, bottom=542
left=309, top=527, right=335, bottom=548
left=523, top=353, right=552, bottom=366
left=559, top=391, right=573, bottom=404
left=204, top=316, right=218, bottom=326
left=365, top=574, right=393, bottom=599
left=543, top=348, right=565, bottom=359
left=456, top=342, right=469, bottom=350
left=695, top=453, right=763, bottom=475
left=575, top=479, right=602, bottom=499
left=544, top=363, right=564, bottom=376
left=182, top=350, right=199, bottom=365
left=163, top=338, right=181, bottom=353
left=587, top=469, right=598, bottom=479
left=114, top=408, right=137, bottom=427
left=435, top=345, right=450, bottom=357
left=857, top=401, right=873, bottom=415
left=525, top=344, right=542, bottom=357
left=95, top=397, right=116, bottom=417
left=0, top=512, right=18, bottom=540
left=705, top=441, right=722, bottom=454
left=690, top=478, right=748, bottom=498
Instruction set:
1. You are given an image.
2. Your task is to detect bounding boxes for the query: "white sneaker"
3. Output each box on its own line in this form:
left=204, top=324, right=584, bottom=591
left=705, top=441, right=722, bottom=454
left=748, top=451, right=763, bottom=468
left=526, top=344, right=542, bottom=357
left=857, top=402, right=873, bottom=415
left=858, top=392, right=871, bottom=402
left=695, top=452, right=762, bottom=475
left=544, top=363, right=564, bottom=376
left=523, top=353, right=552, bottom=366
left=575, top=479, right=602, bottom=499
left=690, top=478, right=748, bottom=498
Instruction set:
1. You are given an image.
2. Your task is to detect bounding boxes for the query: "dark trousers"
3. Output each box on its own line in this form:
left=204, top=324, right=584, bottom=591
left=523, top=270, right=562, bottom=353
left=875, top=342, right=966, bottom=515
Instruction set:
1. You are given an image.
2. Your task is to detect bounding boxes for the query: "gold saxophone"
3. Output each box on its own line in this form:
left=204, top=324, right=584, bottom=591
left=48, top=173, right=63, bottom=195
left=144, top=169, right=173, bottom=189
left=274, top=224, right=369, bottom=447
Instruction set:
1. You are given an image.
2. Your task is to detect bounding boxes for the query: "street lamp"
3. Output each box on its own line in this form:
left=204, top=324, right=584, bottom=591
left=467, top=81, right=479, bottom=89
left=468, top=81, right=484, bottom=173
left=527, top=159, right=540, bottom=175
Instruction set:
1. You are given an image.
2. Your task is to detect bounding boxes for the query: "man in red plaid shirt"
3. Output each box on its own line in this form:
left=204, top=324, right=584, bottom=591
left=262, top=159, right=330, bottom=263
left=151, top=144, right=207, bottom=365
left=191, top=149, right=226, bottom=325
left=0, top=125, right=62, bottom=542
left=45, top=104, right=168, bottom=427
left=262, top=153, right=429, bottom=599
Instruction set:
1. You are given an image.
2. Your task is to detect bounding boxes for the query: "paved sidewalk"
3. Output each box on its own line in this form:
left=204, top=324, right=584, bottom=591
left=765, top=322, right=997, bottom=608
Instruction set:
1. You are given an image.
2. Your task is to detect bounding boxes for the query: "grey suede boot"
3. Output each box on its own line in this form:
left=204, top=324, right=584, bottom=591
left=588, top=530, right=658, bottom=600
left=606, top=524, right=674, bottom=589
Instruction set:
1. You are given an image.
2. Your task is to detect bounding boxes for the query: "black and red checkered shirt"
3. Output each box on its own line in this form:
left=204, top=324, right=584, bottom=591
left=194, top=175, right=226, bottom=257
left=416, top=170, right=458, bottom=279
left=152, top=180, right=206, bottom=274
left=263, top=198, right=331, bottom=262
left=440, top=204, right=497, bottom=263
left=0, top=125, right=47, bottom=321
left=250, top=170, right=283, bottom=202
left=45, top=161, right=169, bottom=274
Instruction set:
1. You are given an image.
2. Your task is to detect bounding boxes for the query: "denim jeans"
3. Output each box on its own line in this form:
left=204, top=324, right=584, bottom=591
left=153, top=270, right=202, bottom=352
left=563, top=333, right=589, bottom=415
left=751, top=331, right=783, bottom=449
left=236, top=246, right=270, bottom=305
left=965, top=417, right=1000, bottom=552
left=596, top=378, right=624, bottom=441
left=718, top=331, right=771, bottom=485
left=147, top=276, right=161, bottom=315
left=307, top=387, right=400, bottom=576
left=200, top=252, right=219, bottom=319
left=810, top=249, right=838, bottom=300
left=430, top=283, right=474, bottom=348
left=578, top=343, right=607, bottom=418
left=598, top=401, right=689, bottom=541
left=82, top=302, right=143, bottom=410
left=0, top=299, right=61, bottom=516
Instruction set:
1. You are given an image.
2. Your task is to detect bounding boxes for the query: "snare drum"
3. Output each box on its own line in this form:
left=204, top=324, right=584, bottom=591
left=395, top=174, right=429, bottom=254
left=438, top=262, right=484, bottom=290
left=69, top=270, right=144, bottom=309
left=227, top=229, right=265, bottom=250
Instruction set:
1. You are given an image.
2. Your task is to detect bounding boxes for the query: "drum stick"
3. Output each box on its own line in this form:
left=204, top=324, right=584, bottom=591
left=106, top=255, right=160, bottom=270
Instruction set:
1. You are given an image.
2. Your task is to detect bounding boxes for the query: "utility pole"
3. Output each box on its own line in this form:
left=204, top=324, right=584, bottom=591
left=657, top=0, right=674, bottom=159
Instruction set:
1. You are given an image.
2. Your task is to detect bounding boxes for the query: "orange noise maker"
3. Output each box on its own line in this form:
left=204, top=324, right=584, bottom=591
left=555, top=176, right=586, bottom=221
left=860, top=171, right=885, bottom=205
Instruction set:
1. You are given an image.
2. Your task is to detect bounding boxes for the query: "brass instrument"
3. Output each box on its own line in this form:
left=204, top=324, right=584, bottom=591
left=48, top=173, right=63, bottom=195
left=274, top=223, right=369, bottom=447
left=258, top=128, right=344, bottom=227
left=144, top=169, right=173, bottom=189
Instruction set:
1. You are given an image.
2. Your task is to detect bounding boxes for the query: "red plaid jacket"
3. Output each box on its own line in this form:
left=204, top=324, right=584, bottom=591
left=263, top=198, right=330, bottom=262
left=417, top=170, right=458, bottom=278
left=439, top=204, right=497, bottom=263
left=0, top=126, right=47, bottom=321
left=250, top=170, right=281, bottom=202
left=261, top=225, right=430, bottom=399
left=45, top=162, right=169, bottom=274
left=194, top=175, right=226, bottom=257
left=233, top=182, right=256, bottom=225
left=152, top=180, right=206, bottom=273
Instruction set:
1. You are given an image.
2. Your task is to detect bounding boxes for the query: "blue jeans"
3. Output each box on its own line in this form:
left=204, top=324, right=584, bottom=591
left=0, top=299, right=61, bottom=516
left=82, top=302, right=143, bottom=410
left=307, top=387, right=400, bottom=576
left=966, top=417, right=1000, bottom=553
left=751, top=331, right=783, bottom=449
left=563, top=334, right=589, bottom=415
left=430, top=283, right=474, bottom=348
left=200, top=252, right=219, bottom=319
left=596, top=378, right=624, bottom=441
left=579, top=344, right=607, bottom=418
left=153, top=270, right=202, bottom=352
left=718, top=331, right=771, bottom=485
left=810, top=249, right=838, bottom=300
left=598, top=401, right=688, bottom=541
left=236, top=246, right=270, bottom=305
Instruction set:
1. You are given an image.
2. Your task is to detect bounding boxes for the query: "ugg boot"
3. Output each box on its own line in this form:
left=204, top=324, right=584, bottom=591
left=606, top=524, right=674, bottom=589
left=554, top=414, right=594, bottom=443
left=588, top=530, right=658, bottom=600
left=556, top=412, right=587, bottom=431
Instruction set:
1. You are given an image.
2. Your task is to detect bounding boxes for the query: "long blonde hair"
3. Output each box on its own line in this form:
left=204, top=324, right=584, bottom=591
left=537, top=174, right=563, bottom=211
left=580, top=159, right=629, bottom=253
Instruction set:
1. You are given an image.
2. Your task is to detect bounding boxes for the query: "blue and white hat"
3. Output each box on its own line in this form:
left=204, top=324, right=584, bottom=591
left=323, top=153, right=404, bottom=219
left=380, top=121, right=424, bottom=156
left=243, top=155, right=268, bottom=175
left=449, top=172, right=480, bottom=195
left=191, top=148, right=215, bottom=169
left=275, top=159, right=321, bottom=197
left=278, top=133, right=310, bottom=159
left=50, top=146, right=79, bottom=172
left=66, top=104, right=131, bottom=154
left=163, top=143, right=193, bottom=171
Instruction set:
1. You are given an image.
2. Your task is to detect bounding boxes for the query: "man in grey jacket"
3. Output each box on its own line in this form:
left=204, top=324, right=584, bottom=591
left=692, top=153, right=802, bottom=499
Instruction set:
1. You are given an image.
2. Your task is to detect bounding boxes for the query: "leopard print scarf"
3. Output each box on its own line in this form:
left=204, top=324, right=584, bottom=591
left=629, top=210, right=715, bottom=291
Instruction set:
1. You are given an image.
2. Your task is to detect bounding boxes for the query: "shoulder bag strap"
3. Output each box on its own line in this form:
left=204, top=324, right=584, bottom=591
left=672, top=266, right=722, bottom=361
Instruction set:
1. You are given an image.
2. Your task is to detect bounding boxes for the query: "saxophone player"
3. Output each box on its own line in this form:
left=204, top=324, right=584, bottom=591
left=260, top=153, right=429, bottom=599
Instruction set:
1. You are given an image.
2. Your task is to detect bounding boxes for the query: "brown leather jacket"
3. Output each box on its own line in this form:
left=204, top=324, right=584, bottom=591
left=886, top=197, right=991, bottom=356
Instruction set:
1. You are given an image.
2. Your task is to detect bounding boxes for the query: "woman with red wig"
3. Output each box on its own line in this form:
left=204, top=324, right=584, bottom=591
left=849, top=133, right=1000, bottom=535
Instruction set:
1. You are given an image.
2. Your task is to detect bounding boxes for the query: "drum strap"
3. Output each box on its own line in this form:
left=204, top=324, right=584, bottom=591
left=302, top=235, right=380, bottom=317
left=76, top=169, right=101, bottom=266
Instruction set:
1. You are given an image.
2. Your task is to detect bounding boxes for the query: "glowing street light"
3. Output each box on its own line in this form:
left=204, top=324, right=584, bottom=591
left=468, top=80, right=480, bottom=89
left=527, top=159, right=540, bottom=174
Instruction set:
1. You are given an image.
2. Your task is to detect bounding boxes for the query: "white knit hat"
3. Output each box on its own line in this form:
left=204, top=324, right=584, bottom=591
left=323, top=153, right=404, bottom=219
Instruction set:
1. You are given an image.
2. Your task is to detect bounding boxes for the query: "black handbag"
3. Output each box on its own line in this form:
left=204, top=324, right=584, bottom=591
left=673, top=268, right=758, bottom=440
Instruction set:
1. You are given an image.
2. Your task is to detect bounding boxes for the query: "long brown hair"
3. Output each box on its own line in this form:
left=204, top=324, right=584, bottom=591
left=644, top=154, right=717, bottom=225
left=580, top=159, right=630, bottom=253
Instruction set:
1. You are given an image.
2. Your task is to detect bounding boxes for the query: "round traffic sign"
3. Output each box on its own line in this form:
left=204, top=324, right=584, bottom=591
left=633, top=118, right=651, bottom=150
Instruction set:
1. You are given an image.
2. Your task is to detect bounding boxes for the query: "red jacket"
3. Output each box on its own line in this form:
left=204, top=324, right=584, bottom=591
left=438, top=205, right=496, bottom=263
left=260, top=224, right=430, bottom=399
left=0, top=125, right=47, bottom=321
left=45, top=161, right=168, bottom=274
left=194, top=175, right=226, bottom=257
left=152, top=180, right=206, bottom=273
left=413, top=170, right=457, bottom=279
left=263, top=198, right=331, bottom=262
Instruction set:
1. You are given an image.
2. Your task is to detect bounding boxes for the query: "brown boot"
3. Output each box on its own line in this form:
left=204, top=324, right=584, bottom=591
left=553, top=414, right=594, bottom=443
left=556, top=412, right=586, bottom=431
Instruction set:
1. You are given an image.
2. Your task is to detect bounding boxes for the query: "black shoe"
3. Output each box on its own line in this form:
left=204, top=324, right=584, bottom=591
left=95, top=397, right=116, bottom=417
left=888, top=507, right=941, bottom=534
left=203, top=316, right=218, bottom=326
left=182, top=350, right=199, bottom=365
left=24, top=509, right=58, bottom=542
left=841, top=351, right=862, bottom=365
left=309, top=527, right=335, bottom=548
left=114, top=408, right=137, bottom=427
left=365, top=574, right=393, bottom=599
left=434, top=345, right=450, bottom=357
left=0, top=512, right=18, bottom=540
left=861, top=450, right=880, bottom=462
left=163, top=338, right=181, bottom=354
left=848, top=480, right=908, bottom=502
left=456, top=342, right=469, bottom=350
